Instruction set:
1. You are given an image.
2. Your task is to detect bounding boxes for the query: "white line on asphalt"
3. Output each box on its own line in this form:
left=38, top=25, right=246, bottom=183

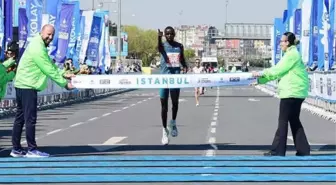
left=214, top=109, right=218, bottom=112
left=70, top=122, right=84, bottom=128
left=209, top=137, right=216, bottom=144
left=213, top=112, right=218, bottom=116
left=113, top=110, right=121, bottom=113
left=137, top=101, right=142, bottom=104
left=102, top=113, right=111, bottom=117
left=211, top=127, right=216, bottom=134
left=122, top=107, right=129, bottom=110
left=130, top=104, right=136, bottom=107
left=46, top=129, right=62, bottom=135
left=88, top=117, right=98, bottom=121
left=211, top=122, right=216, bottom=126
left=213, top=117, right=217, bottom=121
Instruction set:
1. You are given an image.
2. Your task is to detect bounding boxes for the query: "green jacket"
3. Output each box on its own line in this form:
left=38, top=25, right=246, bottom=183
left=0, top=58, right=16, bottom=99
left=258, top=45, right=308, bottom=99
left=14, top=35, right=67, bottom=91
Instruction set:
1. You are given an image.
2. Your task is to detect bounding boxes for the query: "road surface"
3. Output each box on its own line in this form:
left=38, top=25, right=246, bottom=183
left=0, top=86, right=335, bottom=184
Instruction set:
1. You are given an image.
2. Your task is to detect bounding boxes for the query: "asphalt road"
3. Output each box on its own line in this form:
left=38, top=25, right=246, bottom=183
left=0, top=86, right=335, bottom=184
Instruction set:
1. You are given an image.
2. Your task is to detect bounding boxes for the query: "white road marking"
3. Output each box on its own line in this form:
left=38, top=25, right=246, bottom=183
left=70, top=122, right=84, bottom=128
left=102, top=113, right=111, bottom=117
left=113, top=110, right=121, bottom=113
left=46, top=129, right=62, bottom=135
left=88, top=117, right=98, bottom=121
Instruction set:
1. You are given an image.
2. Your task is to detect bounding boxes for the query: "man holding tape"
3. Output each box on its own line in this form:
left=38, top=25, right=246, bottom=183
left=10, top=24, right=75, bottom=158
left=158, top=26, right=187, bottom=145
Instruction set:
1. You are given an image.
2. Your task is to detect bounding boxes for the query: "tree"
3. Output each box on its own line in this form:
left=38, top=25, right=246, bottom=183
left=123, top=25, right=158, bottom=67
left=183, top=49, right=195, bottom=62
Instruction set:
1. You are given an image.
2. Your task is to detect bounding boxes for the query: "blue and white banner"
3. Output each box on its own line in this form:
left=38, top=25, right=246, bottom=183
left=274, top=18, right=283, bottom=65
left=18, top=8, right=28, bottom=58
left=301, top=0, right=312, bottom=65
left=71, top=73, right=258, bottom=89
left=283, top=10, right=289, bottom=31
left=4, top=0, right=13, bottom=47
left=317, top=0, right=332, bottom=71
left=65, top=0, right=80, bottom=60
left=26, top=0, right=43, bottom=41
left=14, top=0, right=27, bottom=27
left=44, top=0, right=60, bottom=57
left=73, top=13, right=85, bottom=68
left=54, top=3, right=74, bottom=63
left=104, top=16, right=111, bottom=70
left=94, top=11, right=108, bottom=71
left=287, top=0, right=301, bottom=32
left=121, top=32, right=128, bottom=57
left=328, top=0, right=335, bottom=69
left=308, top=0, right=318, bottom=67
left=86, top=16, right=102, bottom=67
left=294, top=9, right=302, bottom=52
left=0, top=5, right=4, bottom=60
left=79, top=10, right=94, bottom=64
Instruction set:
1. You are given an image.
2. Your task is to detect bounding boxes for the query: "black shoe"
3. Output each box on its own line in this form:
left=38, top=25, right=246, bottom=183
left=263, top=151, right=285, bottom=156
left=296, top=152, right=310, bottom=156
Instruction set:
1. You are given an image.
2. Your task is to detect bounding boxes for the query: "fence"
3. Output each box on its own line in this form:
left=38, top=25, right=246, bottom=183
left=0, top=79, right=132, bottom=118
left=261, top=71, right=336, bottom=118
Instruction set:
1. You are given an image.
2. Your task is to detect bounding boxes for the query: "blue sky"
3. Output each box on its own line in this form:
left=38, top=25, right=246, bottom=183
left=80, top=0, right=287, bottom=30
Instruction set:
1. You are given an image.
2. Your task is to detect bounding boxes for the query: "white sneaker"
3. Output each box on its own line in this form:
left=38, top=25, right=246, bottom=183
left=169, top=120, right=178, bottom=137
left=161, top=128, right=169, bottom=145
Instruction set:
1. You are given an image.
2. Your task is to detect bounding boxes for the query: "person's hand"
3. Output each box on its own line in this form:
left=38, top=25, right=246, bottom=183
left=63, top=73, right=75, bottom=80
left=65, top=82, right=75, bottom=90
left=158, top=29, right=163, bottom=37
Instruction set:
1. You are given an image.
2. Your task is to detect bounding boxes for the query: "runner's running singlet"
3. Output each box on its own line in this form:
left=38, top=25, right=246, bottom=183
left=160, top=41, right=182, bottom=74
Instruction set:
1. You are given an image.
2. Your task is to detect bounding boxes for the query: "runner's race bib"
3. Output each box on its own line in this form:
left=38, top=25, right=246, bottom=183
left=167, top=52, right=181, bottom=67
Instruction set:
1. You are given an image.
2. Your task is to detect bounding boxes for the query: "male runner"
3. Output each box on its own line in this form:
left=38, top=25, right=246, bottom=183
left=193, top=59, right=204, bottom=106
left=158, top=26, right=187, bottom=145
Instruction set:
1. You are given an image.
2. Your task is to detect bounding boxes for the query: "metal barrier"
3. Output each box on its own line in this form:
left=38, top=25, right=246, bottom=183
left=263, top=71, right=336, bottom=113
left=0, top=79, right=132, bottom=118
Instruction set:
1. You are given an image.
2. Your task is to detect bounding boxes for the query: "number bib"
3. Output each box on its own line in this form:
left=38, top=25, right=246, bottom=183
left=167, top=52, right=181, bottom=67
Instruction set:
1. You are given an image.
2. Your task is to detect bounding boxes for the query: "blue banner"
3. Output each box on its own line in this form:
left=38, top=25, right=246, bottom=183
left=274, top=18, right=283, bottom=65
left=121, top=32, right=129, bottom=57
left=294, top=9, right=302, bottom=52
left=73, top=13, right=85, bottom=69
left=18, top=8, right=28, bottom=59
left=328, top=0, right=335, bottom=69
left=317, top=0, right=331, bottom=70
left=0, top=4, right=4, bottom=60
left=287, top=0, right=300, bottom=32
left=86, top=16, right=102, bottom=66
left=26, top=0, right=43, bottom=41
left=65, top=0, right=80, bottom=60
left=55, top=3, right=74, bottom=63
left=308, top=0, right=318, bottom=67
left=283, top=10, right=289, bottom=31
left=44, top=0, right=60, bottom=57
left=4, top=0, right=13, bottom=47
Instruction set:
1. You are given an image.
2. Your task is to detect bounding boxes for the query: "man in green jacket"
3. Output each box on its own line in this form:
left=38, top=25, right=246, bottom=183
left=253, top=32, right=310, bottom=156
left=10, top=24, right=75, bottom=158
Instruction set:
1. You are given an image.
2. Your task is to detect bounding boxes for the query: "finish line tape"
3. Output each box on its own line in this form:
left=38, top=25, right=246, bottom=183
left=71, top=73, right=257, bottom=89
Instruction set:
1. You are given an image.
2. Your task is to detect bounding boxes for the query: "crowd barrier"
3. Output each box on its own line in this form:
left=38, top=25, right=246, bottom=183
left=0, top=79, right=131, bottom=118
left=260, top=71, right=336, bottom=122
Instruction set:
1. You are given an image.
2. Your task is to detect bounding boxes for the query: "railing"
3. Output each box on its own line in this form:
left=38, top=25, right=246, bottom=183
left=0, top=79, right=132, bottom=118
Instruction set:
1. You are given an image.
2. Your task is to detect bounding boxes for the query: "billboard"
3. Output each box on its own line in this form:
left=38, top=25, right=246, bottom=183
left=110, top=32, right=128, bottom=57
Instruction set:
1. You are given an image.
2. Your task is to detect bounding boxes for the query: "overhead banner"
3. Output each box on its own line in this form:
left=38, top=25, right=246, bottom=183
left=79, top=10, right=94, bottom=64
left=104, top=15, right=111, bottom=69
left=54, top=3, right=74, bottom=63
left=18, top=8, right=28, bottom=58
left=86, top=15, right=102, bottom=67
left=4, top=0, right=13, bottom=47
left=301, top=0, right=312, bottom=65
left=26, top=0, right=43, bottom=41
left=71, top=73, right=258, bottom=89
left=283, top=10, right=289, bottom=31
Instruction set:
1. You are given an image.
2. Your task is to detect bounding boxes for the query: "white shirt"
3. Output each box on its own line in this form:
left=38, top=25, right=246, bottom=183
left=193, top=66, right=204, bottom=74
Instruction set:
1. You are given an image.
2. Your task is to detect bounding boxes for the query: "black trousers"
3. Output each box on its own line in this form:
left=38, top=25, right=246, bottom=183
left=270, top=98, right=310, bottom=156
left=12, top=88, right=38, bottom=151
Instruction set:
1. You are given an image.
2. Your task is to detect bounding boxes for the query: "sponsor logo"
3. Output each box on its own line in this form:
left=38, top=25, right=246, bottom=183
left=229, top=77, right=240, bottom=82
left=197, top=78, right=211, bottom=84
left=99, top=79, right=111, bottom=85
left=119, top=79, right=131, bottom=85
